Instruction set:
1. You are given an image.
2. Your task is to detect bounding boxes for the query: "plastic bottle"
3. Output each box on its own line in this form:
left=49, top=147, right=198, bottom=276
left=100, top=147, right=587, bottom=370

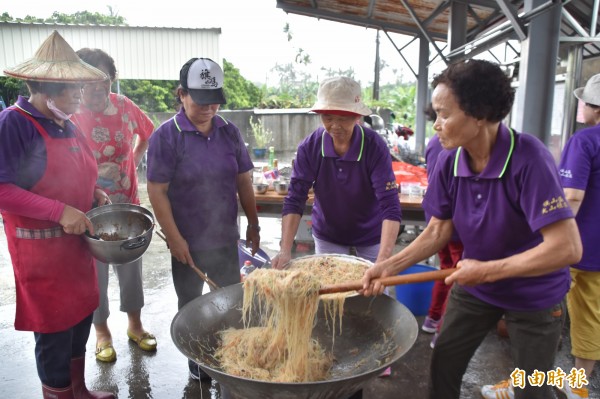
left=268, top=146, right=275, bottom=168
left=240, top=260, right=256, bottom=281
left=272, top=158, right=279, bottom=179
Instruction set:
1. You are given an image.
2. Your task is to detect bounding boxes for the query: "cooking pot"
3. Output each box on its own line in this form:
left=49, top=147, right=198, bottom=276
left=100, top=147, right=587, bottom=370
left=84, top=204, right=154, bottom=264
left=171, top=282, right=417, bottom=399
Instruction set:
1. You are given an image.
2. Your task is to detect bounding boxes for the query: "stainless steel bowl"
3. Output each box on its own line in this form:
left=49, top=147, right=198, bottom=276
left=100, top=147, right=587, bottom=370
left=253, top=183, right=268, bottom=194
left=274, top=180, right=288, bottom=195
left=84, top=204, right=154, bottom=264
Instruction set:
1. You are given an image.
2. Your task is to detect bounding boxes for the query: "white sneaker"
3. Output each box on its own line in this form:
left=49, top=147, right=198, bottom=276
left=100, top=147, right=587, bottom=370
left=561, top=384, right=589, bottom=399
left=480, top=380, right=514, bottom=399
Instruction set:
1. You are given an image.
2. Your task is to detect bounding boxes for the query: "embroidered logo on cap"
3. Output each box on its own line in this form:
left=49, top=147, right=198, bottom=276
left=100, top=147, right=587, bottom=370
left=198, top=69, right=218, bottom=88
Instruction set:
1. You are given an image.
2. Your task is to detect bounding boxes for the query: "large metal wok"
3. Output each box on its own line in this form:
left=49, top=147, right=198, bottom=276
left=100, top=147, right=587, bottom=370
left=171, top=282, right=418, bottom=399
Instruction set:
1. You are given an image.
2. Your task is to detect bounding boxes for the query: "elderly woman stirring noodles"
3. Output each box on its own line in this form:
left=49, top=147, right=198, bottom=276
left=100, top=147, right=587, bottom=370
left=361, top=60, right=582, bottom=399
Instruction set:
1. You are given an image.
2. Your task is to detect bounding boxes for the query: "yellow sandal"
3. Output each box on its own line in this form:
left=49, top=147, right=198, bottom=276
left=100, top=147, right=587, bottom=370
left=95, top=341, right=117, bottom=363
left=127, top=330, right=157, bottom=352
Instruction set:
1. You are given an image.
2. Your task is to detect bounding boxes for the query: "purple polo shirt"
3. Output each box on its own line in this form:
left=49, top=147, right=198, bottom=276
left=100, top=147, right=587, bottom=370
left=423, top=124, right=573, bottom=311
left=0, top=96, right=80, bottom=189
left=425, top=134, right=460, bottom=242
left=558, top=123, right=600, bottom=271
left=146, top=109, right=253, bottom=251
left=283, top=124, right=402, bottom=246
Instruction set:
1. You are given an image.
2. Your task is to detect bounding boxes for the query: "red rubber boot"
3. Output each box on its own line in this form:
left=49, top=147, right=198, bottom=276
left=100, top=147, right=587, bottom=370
left=70, top=357, right=116, bottom=399
left=42, top=384, right=75, bottom=399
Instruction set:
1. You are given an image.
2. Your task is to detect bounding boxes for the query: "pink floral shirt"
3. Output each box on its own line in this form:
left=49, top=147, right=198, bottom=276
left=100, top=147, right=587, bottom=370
left=73, top=93, right=154, bottom=204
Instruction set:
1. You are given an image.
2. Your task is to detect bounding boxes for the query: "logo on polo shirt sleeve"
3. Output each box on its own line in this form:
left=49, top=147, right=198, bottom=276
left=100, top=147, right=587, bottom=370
left=541, top=196, right=569, bottom=214
left=385, top=181, right=398, bottom=191
left=559, top=168, right=573, bottom=179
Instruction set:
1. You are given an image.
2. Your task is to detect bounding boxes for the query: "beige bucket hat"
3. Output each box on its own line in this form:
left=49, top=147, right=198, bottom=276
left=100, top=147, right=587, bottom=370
left=310, top=76, right=371, bottom=116
left=4, top=30, right=107, bottom=83
left=574, top=73, right=600, bottom=106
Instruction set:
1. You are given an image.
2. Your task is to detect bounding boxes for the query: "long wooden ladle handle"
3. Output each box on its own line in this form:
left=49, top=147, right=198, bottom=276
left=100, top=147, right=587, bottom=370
left=318, top=268, right=455, bottom=295
left=156, top=230, right=221, bottom=291
left=188, top=263, right=221, bottom=291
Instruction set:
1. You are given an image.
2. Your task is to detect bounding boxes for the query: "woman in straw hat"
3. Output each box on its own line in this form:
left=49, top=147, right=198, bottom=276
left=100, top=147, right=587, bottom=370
left=271, top=76, right=401, bottom=271
left=556, top=73, right=600, bottom=399
left=0, top=31, right=115, bottom=399
left=271, top=76, right=402, bottom=388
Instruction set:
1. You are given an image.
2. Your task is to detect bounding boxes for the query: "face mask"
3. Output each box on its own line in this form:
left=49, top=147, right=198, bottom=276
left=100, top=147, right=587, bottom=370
left=46, top=99, right=72, bottom=121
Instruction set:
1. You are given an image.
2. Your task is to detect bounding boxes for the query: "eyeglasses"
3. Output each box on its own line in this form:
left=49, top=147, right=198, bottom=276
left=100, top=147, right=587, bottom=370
left=83, top=80, right=112, bottom=90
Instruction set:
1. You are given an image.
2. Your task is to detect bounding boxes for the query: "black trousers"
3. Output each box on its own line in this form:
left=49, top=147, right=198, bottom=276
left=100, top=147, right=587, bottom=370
left=171, top=243, right=240, bottom=310
left=430, top=285, right=565, bottom=399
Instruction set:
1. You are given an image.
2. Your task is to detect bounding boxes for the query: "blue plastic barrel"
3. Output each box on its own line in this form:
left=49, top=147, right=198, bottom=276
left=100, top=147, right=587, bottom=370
left=395, top=264, right=436, bottom=316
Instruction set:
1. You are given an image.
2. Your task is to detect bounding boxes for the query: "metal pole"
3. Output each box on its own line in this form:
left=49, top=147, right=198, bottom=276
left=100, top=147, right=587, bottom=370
left=373, top=30, right=380, bottom=101
left=560, top=45, right=583, bottom=150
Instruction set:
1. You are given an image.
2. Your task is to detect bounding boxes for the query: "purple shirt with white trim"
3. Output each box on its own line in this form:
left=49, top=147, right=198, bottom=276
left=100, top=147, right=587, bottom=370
left=558, top=123, right=600, bottom=271
left=146, top=108, right=253, bottom=251
left=423, top=124, right=573, bottom=311
left=283, top=124, right=402, bottom=246
left=425, top=134, right=460, bottom=242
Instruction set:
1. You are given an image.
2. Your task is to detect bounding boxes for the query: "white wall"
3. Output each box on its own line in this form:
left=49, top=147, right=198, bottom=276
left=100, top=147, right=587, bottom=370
left=0, top=22, right=221, bottom=80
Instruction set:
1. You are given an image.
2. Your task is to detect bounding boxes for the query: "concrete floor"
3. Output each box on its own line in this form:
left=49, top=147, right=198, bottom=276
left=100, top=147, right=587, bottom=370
left=1, top=182, right=599, bottom=399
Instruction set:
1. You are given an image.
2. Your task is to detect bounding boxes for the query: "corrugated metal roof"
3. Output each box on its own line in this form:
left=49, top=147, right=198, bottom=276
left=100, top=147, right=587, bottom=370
left=0, top=22, right=222, bottom=80
left=276, top=0, right=501, bottom=39
left=276, top=0, right=600, bottom=62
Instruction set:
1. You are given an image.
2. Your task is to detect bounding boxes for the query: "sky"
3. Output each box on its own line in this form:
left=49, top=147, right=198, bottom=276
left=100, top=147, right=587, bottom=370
left=2, top=0, right=423, bottom=86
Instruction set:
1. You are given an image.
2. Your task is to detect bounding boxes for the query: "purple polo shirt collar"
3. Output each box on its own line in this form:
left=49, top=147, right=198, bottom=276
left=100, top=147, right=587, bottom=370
left=322, top=124, right=365, bottom=161
left=14, top=96, right=50, bottom=120
left=172, top=107, right=228, bottom=133
left=454, top=124, right=515, bottom=179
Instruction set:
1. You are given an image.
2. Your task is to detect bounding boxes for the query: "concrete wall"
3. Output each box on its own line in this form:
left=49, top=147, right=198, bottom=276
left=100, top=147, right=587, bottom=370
left=149, top=109, right=323, bottom=153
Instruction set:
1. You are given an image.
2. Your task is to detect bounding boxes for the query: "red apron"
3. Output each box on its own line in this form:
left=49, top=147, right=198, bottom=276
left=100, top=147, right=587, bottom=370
left=2, top=108, right=99, bottom=333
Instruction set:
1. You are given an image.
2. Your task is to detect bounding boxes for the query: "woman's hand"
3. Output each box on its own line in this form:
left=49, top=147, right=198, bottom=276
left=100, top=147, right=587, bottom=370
left=444, top=259, right=488, bottom=286
left=167, top=235, right=195, bottom=266
left=59, top=205, right=93, bottom=235
left=360, top=262, right=389, bottom=297
left=271, top=250, right=292, bottom=270
left=94, top=188, right=111, bottom=206
left=245, top=226, right=261, bottom=256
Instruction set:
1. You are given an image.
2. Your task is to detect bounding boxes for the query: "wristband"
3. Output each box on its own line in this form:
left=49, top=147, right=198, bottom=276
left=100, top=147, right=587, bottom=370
left=247, top=224, right=261, bottom=232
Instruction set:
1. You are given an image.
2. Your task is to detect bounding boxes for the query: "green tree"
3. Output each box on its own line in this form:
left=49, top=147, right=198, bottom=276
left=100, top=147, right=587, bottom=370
left=0, top=77, right=27, bottom=108
left=44, top=9, right=126, bottom=25
left=118, top=80, right=177, bottom=113
left=1, top=8, right=125, bottom=25
left=365, top=81, right=417, bottom=129
left=222, top=59, right=262, bottom=110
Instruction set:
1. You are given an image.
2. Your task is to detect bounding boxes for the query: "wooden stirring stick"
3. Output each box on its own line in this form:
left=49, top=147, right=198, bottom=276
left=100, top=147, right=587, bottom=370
left=156, top=230, right=221, bottom=291
left=318, top=268, right=455, bottom=295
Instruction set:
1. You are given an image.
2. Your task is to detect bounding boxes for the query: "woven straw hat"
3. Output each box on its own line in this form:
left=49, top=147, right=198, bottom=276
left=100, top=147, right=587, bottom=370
left=574, top=74, right=600, bottom=106
left=310, top=76, right=371, bottom=116
left=4, top=30, right=107, bottom=83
